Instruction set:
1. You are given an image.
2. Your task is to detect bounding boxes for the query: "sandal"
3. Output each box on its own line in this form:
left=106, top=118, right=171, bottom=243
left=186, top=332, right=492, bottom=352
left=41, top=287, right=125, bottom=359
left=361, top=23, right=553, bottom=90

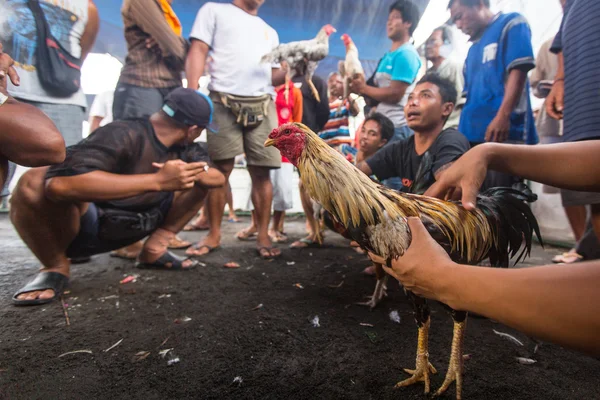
left=552, top=250, right=584, bottom=264
left=236, top=227, right=258, bottom=241
left=290, top=237, right=321, bottom=249
left=13, top=272, right=69, bottom=306
left=183, top=222, right=209, bottom=231
left=269, top=231, right=288, bottom=243
left=257, top=246, right=281, bottom=259
left=136, top=251, right=198, bottom=270
left=185, top=244, right=221, bottom=257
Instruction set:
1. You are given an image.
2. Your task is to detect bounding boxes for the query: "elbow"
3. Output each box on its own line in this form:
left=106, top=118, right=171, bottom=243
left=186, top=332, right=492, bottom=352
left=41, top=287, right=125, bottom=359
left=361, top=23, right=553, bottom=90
left=25, top=135, right=66, bottom=167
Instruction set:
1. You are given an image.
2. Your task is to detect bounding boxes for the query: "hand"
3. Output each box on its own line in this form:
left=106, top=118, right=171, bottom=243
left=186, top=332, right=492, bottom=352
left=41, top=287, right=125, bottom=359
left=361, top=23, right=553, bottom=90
left=279, top=60, right=289, bottom=75
left=152, top=160, right=207, bottom=191
left=0, top=43, right=20, bottom=92
left=425, top=144, right=492, bottom=210
left=349, top=73, right=366, bottom=95
left=145, top=37, right=161, bottom=54
left=369, top=217, right=455, bottom=302
left=485, top=114, right=510, bottom=143
left=546, top=79, right=564, bottom=120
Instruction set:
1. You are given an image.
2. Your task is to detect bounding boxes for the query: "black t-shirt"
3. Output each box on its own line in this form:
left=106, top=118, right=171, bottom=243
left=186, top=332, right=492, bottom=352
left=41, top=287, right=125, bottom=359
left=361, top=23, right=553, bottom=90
left=366, top=128, right=470, bottom=193
left=45, top=119, right=210, bottom=211
left=292, top=75, right=330, bottom=132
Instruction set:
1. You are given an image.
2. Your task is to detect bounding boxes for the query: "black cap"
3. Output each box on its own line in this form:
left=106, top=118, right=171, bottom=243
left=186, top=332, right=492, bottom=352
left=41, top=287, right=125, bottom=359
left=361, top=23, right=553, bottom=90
left=162, top=87, right=216, bottom=132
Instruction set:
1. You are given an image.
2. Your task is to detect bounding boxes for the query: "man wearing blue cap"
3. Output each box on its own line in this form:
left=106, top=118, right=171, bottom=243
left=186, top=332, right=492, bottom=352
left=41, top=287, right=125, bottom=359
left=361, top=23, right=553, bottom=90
left=10, top=88, right=225, bottom=306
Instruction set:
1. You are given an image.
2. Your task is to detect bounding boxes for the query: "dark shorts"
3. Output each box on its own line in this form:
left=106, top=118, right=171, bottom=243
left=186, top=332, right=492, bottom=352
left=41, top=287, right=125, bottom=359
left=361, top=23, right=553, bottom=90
left=65, top=194, right=173, bottom=259
left=112, top=83, right=178, bottom=121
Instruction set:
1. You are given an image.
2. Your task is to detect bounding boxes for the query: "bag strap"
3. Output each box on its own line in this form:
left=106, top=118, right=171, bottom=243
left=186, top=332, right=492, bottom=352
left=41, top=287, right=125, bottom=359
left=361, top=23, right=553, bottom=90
left=26, top=0, right=52, bottom=41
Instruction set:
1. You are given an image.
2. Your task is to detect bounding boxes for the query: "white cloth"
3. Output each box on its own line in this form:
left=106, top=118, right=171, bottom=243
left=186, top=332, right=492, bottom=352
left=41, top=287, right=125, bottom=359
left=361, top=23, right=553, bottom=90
left=2, top=0, right=89, bottom=107
left=189, top=2, right=279, bottom=97
left=429, top=58, right=465, bottom=130
left=89, top=90, right=115, bottom=126
left=246, top=162, right=295, bottom=212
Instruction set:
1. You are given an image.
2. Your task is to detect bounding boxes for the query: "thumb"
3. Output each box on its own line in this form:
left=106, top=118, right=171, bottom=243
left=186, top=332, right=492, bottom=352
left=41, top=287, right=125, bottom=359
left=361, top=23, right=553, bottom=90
left=152, top=162, right=164, bottom=169
left=406, top=217, right=427, bottom=241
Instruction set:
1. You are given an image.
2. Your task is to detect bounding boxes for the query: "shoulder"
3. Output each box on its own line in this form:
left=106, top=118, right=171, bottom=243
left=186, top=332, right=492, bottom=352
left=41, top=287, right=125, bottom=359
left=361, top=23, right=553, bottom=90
left=394, top=44, right=420, bottom=60
left=436, top=128, right=470, bottom=148
left=499, top=12, right=530, bottom=30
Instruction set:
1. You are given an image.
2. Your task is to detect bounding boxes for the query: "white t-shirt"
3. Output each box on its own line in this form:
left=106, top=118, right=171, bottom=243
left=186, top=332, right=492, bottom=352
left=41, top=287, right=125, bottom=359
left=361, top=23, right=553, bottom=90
left=89, top=90, right=115, bottom=127
left=189, top=2, right=279, bottom=97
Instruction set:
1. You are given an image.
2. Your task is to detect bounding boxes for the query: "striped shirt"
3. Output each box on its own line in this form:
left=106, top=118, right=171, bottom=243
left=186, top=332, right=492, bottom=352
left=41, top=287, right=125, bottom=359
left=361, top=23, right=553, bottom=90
left=118, top=0, right=189, bottom=88
left=319, top=98, right=352, bottom=146
left=551, top=0, right=600, bottom=142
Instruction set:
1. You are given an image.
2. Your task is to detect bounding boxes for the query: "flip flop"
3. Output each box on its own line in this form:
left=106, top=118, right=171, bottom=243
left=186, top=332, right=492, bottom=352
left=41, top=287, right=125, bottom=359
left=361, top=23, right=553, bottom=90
left=236, top=228, right=258, bottom=241
left=136, top=251, right=198, bottom=270
left=183, top=223, right=209, bottom=232
left=228, top=218, right=241, bottom=223
left=13, top=272, right=69, bottom=306
left=185, top=244, right=221, bottom=257
left=257, top=246, right=281, bottom=259
left=290, top=237, right=321, bottom=249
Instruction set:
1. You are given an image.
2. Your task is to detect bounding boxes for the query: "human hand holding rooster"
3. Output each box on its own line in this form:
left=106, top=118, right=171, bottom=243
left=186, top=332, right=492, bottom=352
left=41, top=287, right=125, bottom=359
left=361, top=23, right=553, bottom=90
left=369, top=217, right=456, bottom=303
left=349, top=73, right=366, bottom=95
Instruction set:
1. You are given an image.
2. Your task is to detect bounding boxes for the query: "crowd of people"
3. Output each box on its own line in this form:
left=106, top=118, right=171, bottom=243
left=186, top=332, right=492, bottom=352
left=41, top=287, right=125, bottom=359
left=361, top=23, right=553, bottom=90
left=0, top=0, right=599, bottom=356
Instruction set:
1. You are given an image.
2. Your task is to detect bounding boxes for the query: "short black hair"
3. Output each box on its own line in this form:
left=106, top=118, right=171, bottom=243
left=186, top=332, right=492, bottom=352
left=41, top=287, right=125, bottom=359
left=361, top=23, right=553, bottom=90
left=364, top=113, right=395, bottom=142
left=433, top=25, right=453, bottom=44
left=415, top=74, right=458, bottom=105
left=389, top=0, right=422, bottom=36
left=448, top=0, right=491, bottom=9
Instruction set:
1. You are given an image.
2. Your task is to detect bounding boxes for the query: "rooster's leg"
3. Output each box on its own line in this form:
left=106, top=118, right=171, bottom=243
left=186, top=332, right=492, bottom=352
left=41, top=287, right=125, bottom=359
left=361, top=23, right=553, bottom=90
left=434, top=310, right=468, bottom=399
left=356, top=264, right=388, bottom=309
left=307, top=78, right=321, bottom=102
left=396, top=294, right=437, bottom=393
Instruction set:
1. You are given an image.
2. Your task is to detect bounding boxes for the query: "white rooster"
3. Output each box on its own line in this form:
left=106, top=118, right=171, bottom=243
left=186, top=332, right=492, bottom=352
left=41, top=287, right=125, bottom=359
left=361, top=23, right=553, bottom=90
left=339, top=33, right=364, bottom=100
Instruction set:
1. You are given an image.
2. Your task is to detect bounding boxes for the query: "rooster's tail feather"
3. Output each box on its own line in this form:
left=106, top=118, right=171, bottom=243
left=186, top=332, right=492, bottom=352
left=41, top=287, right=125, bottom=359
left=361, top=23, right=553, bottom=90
left=476, top=186, right=542, bottom=268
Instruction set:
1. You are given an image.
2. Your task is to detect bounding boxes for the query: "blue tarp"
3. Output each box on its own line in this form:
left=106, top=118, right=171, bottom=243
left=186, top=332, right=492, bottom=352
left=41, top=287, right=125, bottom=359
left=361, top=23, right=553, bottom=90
left=93, top=0, right=429, bottom=78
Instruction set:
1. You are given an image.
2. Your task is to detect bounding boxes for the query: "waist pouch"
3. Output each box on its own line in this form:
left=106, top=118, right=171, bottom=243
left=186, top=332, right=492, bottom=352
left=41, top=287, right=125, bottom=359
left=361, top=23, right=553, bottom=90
left=217, top=93, right=271, bottom=128
left=97, top=207, right=164, bottom=241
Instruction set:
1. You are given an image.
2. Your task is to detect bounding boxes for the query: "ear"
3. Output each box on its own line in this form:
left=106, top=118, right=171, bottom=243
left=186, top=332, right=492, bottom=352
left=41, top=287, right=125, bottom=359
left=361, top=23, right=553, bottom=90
left=378, top=139, right=388, bottom=148
left=442, top=102, right=455, bottom=119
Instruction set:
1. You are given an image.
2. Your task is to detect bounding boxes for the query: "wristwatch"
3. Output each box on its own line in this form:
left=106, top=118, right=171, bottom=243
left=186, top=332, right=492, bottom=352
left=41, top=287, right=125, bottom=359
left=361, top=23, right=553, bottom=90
left=0, top=92, right=7, bottom=106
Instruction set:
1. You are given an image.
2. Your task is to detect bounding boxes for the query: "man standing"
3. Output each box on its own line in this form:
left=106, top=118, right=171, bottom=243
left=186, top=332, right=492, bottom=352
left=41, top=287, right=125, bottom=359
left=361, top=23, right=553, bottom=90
left=350, top=0, right=422, bottom=142
left=11, top=88, right=225, bottom=306
left=113, top=0, right=188, bottom=121
left=449, top=0, right=537, bottom=188
left=185, top=0, right=287, bottom=259
left=425, top=25, right=464, bottom=129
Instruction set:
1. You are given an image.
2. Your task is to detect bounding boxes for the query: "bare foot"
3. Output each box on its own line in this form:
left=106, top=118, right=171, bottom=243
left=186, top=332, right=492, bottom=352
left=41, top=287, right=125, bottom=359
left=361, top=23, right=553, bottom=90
left=186, top=235, right=221, bottom=257
left=236, top=226, right=257, bottom=240
left=15, top=267, right=69, bottom=302
left=268, top=229, right=288, bottom=243
left=290, top=234, right=320, bottom=249
left=167, top=235, right=192, bottom=249
left=110, top=240, right=144, bottom=259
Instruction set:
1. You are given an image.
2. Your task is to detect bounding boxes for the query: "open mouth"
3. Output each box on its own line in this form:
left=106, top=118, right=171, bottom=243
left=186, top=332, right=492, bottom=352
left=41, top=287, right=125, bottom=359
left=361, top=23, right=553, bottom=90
left=406, top=110, right=421, bottom=120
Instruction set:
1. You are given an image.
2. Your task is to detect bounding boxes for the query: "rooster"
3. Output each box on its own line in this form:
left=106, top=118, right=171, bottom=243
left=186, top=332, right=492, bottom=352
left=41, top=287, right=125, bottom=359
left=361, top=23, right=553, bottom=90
left=265, top=123, right=541, bottom=399
left=339, top=34, right=364, bottom=100
left=261, top=24, right=336, bottom=102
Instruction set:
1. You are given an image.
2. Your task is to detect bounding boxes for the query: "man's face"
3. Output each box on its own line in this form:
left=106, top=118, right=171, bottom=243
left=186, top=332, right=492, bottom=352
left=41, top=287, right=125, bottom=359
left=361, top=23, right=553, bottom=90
left=387, top=9, right=410, bottom=41
left=425, top=30, right=443, bottom=61
left=450, top=0, right=486, bottom=40
left=405, top=82, right=452, bottom=131
left=242, top=0, right=265, bottom=11
left=328, top=74, right=344, bottom=98
left=182, top=125, right=202, bottom=145
left=359, top=120, right=387, bottom=154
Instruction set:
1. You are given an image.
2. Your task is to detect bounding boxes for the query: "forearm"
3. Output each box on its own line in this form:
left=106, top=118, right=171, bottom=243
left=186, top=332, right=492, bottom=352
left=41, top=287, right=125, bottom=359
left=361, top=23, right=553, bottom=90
left=80, top=0, right=99, bottom=61
left=360, top=85, right=401, bottom=104
left=497, top=69, right=527, bottom=118
left=45, top=171, right=160, bottom=202
left=356, top=161, right=373, bottom=176
left=482, top=142, right=600, bottom=191
left=195, top=168, right=225, bottom=188
left=185, top=43, right=207, bottom=90
left=442, top=262, right=600, bottom=355
left=554, top=52, right=564, bottom=80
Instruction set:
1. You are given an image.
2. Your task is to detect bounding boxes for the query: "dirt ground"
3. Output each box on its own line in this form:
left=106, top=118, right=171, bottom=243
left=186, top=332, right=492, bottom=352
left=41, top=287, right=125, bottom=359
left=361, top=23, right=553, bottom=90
left=0, top=213, right=599, bottom=400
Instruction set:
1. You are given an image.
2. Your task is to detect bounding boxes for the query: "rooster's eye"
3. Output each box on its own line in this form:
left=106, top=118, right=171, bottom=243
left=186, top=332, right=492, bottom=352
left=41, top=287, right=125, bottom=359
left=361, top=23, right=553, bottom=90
left=284, top=129, right=291, bottom=135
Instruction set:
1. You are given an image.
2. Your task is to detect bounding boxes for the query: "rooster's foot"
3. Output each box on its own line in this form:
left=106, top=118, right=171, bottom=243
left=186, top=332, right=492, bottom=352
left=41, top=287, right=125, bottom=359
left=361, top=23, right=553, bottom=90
left=433, top=319, right=467, bottom=399
left=395, top=353, right=437, bottom=394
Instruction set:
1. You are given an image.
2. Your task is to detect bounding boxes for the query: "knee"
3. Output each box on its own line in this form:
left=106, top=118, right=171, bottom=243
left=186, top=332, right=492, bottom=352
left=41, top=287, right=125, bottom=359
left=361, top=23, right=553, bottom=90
left=12, top=168, right=46, bottom=207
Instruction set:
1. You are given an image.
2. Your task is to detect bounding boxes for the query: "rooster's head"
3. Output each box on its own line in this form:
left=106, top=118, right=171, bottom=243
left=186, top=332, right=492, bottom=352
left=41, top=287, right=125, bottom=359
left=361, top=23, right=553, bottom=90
left=341, top=34, right=353, bottom=47
left=323, top=24, right=337, bottom=36
left=264, top=122, right=314, bottom=166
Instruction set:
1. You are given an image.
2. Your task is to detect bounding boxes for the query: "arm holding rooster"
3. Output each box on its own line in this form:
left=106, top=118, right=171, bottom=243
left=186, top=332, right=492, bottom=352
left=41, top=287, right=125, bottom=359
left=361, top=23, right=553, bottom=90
left=373, top=140, right=600, bottom=356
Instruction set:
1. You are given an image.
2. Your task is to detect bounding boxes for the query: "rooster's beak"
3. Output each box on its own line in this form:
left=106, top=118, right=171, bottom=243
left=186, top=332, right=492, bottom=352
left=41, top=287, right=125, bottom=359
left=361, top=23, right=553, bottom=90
left=264, top=138, right=276, bottom=147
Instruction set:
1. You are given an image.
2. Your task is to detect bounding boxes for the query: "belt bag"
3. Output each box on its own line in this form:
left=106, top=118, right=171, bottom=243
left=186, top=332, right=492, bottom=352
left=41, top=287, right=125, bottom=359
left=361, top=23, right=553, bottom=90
left=220, top=93, right=271, bottom=128
left=97, top=207, right=164, bottom=242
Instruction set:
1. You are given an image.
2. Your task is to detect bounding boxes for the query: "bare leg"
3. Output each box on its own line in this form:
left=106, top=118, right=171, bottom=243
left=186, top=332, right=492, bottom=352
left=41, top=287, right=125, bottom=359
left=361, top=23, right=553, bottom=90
left=187, top=159, right=235, bottom=256
left=140, top=184, right=207, bottom=266
left=10, top=168, right=86, bottom=301
left=291, top=182, right=320, bottom=248
left=248, top=165, right=280, bottom=258
left=564, top=205, right=587, bottom=241
left=434, top=311, right=468, bottom=399
left=590, top=204, right=600, bottom=242
left=226, top=182, right=239, bottom=221
left=396, top=294, right=437, bottom=393
left=236, top=210, right=257, bottom=240
left=269, top=210, right=288, bottom=242
left=356, top=263, right=388, bottom=309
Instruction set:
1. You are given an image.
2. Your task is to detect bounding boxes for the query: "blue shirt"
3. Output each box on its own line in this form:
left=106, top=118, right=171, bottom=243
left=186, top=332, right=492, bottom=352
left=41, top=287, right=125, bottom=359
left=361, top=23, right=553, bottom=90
left=460, top=13, right=538, bottom=145
left=374, top=43, right=421, bottom=128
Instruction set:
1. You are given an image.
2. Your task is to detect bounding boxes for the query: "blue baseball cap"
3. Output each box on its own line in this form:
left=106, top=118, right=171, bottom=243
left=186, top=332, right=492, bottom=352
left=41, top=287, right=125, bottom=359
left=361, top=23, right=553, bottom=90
left=162, top=87, right=218, bottom=132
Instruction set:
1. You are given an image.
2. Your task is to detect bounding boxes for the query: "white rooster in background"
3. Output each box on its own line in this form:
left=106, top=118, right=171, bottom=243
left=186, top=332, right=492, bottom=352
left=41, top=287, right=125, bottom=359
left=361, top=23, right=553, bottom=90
left=261, top=24, right=336, bottom=102
left=339, top=33, right=364, bottom=100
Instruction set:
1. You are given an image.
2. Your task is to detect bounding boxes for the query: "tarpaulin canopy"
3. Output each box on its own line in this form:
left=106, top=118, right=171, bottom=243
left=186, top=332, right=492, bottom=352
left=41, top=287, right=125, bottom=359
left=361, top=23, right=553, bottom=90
left=93, top=0, right=431, bottom=78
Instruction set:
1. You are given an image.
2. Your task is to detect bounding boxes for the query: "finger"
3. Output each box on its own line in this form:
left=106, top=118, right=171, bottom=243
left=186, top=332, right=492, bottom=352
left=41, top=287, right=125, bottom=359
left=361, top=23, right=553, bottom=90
left=460, top=183, right=478, bottom=210
left=484, top=127, right=492, bottom=142
left=185, top=161, right=208, bottom=171
left=424, top=180, right=446, bottom=199
left=7, top=65, right=19, bottom=86
left=450, top=187, right=462, bottom=202
left=368, top=252, right=385, bottom=264
left=152, top=162, right=164, bottom=169
left=444, top=187, right=455, bottom=202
